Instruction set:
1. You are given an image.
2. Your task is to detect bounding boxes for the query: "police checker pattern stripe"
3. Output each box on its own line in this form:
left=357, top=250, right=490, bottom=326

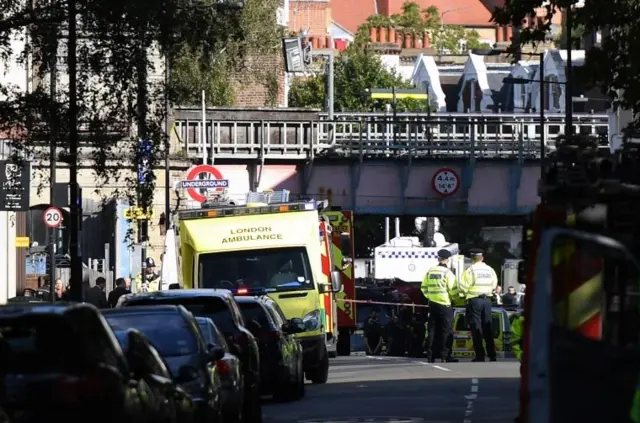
left=377, top=251, right=449, bottom=259
left=550, top=216, right=603, bottom=340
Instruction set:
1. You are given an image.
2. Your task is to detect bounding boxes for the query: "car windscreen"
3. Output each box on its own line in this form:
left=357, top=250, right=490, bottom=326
left=199, top=247, right=314, bottom=292
left=196, top=321, right=225, bottom=346
left=236, top=302, right=272, bottom=331
left=124, top=297, right=236, bottom=333
left=105, top=313, right=197, bottom=357
left=0, top=315, right=77, bottom=373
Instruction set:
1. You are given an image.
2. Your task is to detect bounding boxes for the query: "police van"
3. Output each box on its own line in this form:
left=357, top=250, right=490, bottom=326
left=451, top=307, right=512, bottom=358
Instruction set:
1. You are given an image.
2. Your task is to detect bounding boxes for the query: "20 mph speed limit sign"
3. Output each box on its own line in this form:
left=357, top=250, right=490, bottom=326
left=43, top=206, right=63, bottom=228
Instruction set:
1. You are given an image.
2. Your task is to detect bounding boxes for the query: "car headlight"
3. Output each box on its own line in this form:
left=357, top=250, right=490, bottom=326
left=302, top=309, right=321, bottom=331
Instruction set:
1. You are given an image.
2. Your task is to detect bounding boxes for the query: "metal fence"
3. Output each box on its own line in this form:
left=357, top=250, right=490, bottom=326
left=173, top=112, right=610, bottom=160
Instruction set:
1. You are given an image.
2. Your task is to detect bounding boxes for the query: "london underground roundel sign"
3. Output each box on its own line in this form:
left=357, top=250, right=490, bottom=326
left=180, top=165, right=228, bottom=203
left=432, top=168, right=460, bottom=196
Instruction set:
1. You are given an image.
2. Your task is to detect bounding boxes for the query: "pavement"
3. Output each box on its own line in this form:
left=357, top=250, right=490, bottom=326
left=263, top=355, right=520, bottom=423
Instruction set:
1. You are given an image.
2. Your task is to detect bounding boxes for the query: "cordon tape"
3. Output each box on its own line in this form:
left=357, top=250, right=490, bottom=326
left=336, top=298, right=430, bottom=308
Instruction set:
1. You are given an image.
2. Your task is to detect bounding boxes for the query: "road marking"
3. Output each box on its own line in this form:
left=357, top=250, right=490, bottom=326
left=463, top=379, right=479, bottom=423
left=431, top=365, right=451, bottom=372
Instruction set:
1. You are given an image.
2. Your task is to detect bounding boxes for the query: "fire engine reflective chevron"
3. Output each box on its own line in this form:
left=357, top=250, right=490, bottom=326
left=551, top=214, right=603, bottom=340
left=323, top=211, right=356, bottom=327
left=320, top=220, right=334, bottom=338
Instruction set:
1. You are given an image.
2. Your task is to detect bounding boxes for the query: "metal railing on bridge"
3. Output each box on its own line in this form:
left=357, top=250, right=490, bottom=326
left=172, top=112, right=609, bottom=160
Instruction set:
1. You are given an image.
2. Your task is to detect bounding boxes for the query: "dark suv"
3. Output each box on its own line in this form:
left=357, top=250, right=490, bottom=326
left=118, top=290, right=262, bottom=422
left=234, top=295, right=306, bottom=401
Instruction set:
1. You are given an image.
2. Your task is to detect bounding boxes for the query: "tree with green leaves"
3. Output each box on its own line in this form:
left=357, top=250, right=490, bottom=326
left=289, top=46, right=424, bottom=112
left=168, top=0, right=285, bottom=106
left=0, top=0, right=274, bottom=294
left=491, top=0, right=640, bottom=134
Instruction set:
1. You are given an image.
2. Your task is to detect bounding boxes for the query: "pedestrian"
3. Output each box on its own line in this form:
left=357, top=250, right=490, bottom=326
left=422, top=249, right=459, bottom=363
left=108, top=277, right=131, bottom=308
left=53, top=279, right=66, bottom=302
left=123, top=277, right=132, bottom=291
left=510, top=312, right=524, bottom=362
left=135, top=257, right=161, bottom=292
left=363, top=310, right=383, bottom=355
left=511, top=311, right=525, bottom=423
left=460, top=248, right=499, bottom=362
left=386, top=314, right=406, bottom=357
left=409, top=313, right=426, bottom=357
left=503, top=286, right=519, bottom=306
left=85, top=277, right=109, bottom=309
left=493, top=285, right=503, bottom=305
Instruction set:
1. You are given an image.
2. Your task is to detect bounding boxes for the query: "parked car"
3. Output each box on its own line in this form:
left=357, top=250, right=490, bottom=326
left=113, top=328, right=197, bottom=423
left=102, top=306, right=225, bottom=423
left=118, top=290, right=262, bottom=422
left=234, top=295, right=306, bottom=401
left=0, top=303, right=163, bottom=423
left=195, top=317, right=244, bottom=422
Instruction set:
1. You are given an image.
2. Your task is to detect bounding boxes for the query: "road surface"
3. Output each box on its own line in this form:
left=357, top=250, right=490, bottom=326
left=264, top=355, right=520, bottom=423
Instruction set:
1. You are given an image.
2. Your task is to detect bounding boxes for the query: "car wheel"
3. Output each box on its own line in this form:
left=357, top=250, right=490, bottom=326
left=309, top=349, right=329, bottom=384
left=296, top=360, right=305, bottom=399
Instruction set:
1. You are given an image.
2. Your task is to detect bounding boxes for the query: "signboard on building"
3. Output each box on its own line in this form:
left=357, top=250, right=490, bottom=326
left=282, top=37, right=306, bottom=73
left=0, top=160, right=30, bottom=211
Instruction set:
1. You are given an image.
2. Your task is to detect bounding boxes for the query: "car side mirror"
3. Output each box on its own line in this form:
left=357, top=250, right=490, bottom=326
left=207, top=344, right=225, bottom=362
left=168, top=283, right=180, bottom=290
left=330, top=270, right=342, bottom=292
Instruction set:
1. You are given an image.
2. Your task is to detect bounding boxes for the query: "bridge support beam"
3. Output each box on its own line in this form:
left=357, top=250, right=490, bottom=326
left=461, top=161, right=475, bottom=203
left=398, top=151, right=412, bottom=214
left=247, top=164, right=259, bottom=191
left=350, top=158, right=362, bottom=211
left=508, top=164, right=522, bottom=214
left=299, top=161, right=314, bottom=198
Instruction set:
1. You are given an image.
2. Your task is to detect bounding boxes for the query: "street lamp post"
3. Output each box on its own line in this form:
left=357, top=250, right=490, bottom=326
left=565, top=6, right=573, bottom=139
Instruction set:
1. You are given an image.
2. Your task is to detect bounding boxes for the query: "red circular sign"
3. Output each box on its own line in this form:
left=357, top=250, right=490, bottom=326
left=431, top=168, right=460, bottom=196
left=186, top=165, right=225, bottom=203
left=43, top=206, right=63, bottom=228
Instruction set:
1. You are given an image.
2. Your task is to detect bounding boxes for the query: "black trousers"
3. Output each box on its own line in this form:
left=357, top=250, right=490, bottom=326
left=466, top=296, right=496, bottom=360
left=425, top=302, right=453, bottom=359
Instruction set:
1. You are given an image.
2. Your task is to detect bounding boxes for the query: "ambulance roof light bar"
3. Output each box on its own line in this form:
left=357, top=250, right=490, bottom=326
left=178, top=199, right=323, bottom=220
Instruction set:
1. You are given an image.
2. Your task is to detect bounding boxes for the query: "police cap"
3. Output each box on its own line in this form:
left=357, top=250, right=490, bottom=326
left=146, top=257, right=156, bottom=268
left=437, top=249, right=452, bottom=259
left=468, top=248, right=484, bottom=257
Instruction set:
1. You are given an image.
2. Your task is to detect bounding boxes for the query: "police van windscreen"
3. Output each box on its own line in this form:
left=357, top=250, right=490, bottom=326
left=199, top=247, right=314, bottom=292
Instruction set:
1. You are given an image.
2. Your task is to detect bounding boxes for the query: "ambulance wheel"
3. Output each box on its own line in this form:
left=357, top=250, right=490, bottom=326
left=309, top=349, right=329, bottom=384
left=337, top=331, right=351, bottom=356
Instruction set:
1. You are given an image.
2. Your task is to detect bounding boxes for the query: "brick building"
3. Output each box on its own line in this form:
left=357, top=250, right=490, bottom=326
left=330, top=0, right=564, bottom=46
